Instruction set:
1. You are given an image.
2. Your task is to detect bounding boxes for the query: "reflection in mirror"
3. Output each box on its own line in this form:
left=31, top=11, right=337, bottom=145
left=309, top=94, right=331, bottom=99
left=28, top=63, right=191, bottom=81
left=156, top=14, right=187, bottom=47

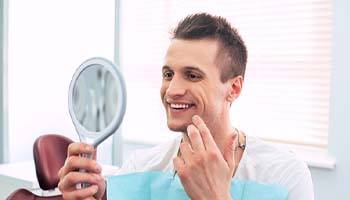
left=72, top=64, right=118, bottom=132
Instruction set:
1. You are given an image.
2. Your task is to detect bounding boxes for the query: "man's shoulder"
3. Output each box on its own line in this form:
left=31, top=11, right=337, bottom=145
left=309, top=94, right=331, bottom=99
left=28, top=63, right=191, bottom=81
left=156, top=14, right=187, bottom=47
left=245, top=136, right=308, bottom=176
left=120, top=136, right=182, bottom=173
left=241, top=136, right=314, bottom=199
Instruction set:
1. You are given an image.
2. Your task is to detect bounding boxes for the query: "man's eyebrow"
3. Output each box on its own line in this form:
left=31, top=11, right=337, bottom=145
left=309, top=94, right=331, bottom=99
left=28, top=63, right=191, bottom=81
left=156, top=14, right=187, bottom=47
left=162, top=65, right=206, bottom=75
left=183, top=66, right=205, bottom=75
left=162, top=65, right=171, bottom=71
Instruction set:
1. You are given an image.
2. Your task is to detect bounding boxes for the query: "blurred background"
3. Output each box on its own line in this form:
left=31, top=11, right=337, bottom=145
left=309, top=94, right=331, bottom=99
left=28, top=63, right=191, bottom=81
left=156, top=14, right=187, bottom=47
left=0, top=0, right=349, bottom=199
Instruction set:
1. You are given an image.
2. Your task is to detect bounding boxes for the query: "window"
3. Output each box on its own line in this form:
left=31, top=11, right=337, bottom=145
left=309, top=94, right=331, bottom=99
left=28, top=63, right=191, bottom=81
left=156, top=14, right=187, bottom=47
left=7, top=0, right=115, bottom=163
left=120, top=0, right=332, bottom=152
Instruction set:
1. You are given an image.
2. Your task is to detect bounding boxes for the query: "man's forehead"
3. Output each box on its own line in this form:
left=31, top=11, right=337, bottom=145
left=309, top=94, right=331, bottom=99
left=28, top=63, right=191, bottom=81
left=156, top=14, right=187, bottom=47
left=164, top=39, right=220, bottom=70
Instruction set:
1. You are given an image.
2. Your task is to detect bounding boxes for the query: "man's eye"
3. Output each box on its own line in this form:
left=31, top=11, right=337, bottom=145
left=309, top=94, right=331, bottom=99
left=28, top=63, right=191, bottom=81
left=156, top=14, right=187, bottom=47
left=187, top=73, right=201, bottom=81
left=163, top=71, right=173, bottom=79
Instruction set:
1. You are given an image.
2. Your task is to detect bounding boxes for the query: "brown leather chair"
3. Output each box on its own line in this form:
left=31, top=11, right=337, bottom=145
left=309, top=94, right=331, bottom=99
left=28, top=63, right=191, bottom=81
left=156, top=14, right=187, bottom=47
left=6, top=189, right=63, bottom=200
left=7, top=134, right=73, bottom=200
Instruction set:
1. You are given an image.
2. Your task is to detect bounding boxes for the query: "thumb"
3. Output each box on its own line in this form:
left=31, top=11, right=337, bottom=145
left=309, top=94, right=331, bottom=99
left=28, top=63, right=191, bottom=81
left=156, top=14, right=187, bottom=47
left=223, top=134, right=237, bottom=174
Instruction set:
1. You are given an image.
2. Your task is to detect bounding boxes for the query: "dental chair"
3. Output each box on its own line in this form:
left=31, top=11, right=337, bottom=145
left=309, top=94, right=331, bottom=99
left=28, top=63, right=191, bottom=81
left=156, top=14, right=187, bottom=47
left=6, top=134, right=73, bottom=200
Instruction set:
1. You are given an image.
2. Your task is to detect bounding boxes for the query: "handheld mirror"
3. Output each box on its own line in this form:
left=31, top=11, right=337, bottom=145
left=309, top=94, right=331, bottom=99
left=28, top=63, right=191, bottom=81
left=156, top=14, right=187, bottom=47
left=68, top=57, right=127, bottom=147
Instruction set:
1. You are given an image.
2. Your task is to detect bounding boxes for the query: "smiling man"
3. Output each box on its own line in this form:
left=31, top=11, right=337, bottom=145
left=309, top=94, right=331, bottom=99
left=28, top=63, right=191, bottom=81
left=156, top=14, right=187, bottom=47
left=58, top=13, right=314, bottom=200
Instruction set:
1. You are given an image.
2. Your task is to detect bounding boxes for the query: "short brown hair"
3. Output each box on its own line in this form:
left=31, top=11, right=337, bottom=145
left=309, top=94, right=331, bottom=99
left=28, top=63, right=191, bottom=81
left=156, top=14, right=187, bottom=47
left=172, top=13, right=247, bottom=82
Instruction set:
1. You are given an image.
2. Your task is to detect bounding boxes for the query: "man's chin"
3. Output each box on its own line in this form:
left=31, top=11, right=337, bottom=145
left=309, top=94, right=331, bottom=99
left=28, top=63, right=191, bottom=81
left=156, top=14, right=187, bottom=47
left=168, top=126, right=187, bottom=133
left=167, top=121, right=190, bottom=133
left=166, top=114, right=195, bottom=133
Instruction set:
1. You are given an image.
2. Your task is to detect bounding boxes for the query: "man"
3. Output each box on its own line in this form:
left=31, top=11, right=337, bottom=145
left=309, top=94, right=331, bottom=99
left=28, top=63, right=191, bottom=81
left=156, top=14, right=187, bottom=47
left=58, top=13, right=314, bottom=199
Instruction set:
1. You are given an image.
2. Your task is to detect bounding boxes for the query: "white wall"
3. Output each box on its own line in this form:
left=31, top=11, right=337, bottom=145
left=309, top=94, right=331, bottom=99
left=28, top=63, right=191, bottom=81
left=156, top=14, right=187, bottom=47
left=309, top=0, right=350, bottom=199
left=5, top=0, right=115, bottom=164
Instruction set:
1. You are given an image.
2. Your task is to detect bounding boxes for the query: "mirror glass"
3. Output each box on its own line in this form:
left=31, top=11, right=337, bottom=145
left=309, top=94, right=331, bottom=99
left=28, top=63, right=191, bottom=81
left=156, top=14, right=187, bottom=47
left=73, top=64, right=118, bottom=132
left=68, top=57, right=126, bottom=147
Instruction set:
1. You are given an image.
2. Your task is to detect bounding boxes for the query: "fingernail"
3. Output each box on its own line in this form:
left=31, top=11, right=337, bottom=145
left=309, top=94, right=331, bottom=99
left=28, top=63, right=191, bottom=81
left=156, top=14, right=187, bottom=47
left=187, top=125, right=192, bottom=132
left=85, top=145, right=92, bottom=151
left=96, top=165, right=101, bottom=172
left=192, top=115, right=199, bottom=123
left=92, top=185, right=98, bottom=193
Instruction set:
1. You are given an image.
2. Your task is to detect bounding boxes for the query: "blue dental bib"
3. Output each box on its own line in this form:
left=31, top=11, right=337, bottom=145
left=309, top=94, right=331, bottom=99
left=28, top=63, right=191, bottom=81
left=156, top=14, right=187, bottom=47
left=107, top=172, right=288, bottom=200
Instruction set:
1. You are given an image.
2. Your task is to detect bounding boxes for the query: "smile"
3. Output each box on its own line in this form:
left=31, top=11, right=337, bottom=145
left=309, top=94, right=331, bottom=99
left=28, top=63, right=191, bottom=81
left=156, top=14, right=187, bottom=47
left=168, top=102, right=195, bottom=111
left=171, top=103, right=190, bottom=109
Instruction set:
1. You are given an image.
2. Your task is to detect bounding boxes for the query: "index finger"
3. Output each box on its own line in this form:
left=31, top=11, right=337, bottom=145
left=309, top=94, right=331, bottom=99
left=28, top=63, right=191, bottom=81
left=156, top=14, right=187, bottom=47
left=192, top=115, right=217, bottom=151
left=187, top=124, right=205, bottom=152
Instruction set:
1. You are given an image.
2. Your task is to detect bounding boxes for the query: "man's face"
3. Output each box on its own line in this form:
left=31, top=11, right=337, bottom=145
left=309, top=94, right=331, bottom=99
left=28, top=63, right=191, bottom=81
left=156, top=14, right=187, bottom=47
left=160, top=39, right=231, bottom=133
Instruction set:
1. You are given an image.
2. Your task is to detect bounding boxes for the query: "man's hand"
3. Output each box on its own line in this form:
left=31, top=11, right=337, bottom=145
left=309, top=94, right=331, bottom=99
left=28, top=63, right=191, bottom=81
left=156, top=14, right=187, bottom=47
left=58, top=143, right=106, bottom=200
left=173, top=115, right=236, bottom=200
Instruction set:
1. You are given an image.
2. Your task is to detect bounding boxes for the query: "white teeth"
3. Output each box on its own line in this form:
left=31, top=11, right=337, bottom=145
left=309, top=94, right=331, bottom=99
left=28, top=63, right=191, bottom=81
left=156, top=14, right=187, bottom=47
left=170, top=103, right=190, bottom=109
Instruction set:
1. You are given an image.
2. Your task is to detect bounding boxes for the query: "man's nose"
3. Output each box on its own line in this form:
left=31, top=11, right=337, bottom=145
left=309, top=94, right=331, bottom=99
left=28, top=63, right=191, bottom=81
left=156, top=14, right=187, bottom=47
left=166, top=77, right=186, bottom=98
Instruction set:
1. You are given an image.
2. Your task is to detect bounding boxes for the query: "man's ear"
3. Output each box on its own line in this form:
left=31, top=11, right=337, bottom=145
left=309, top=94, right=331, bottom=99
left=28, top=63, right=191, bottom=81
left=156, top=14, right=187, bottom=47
left=226, top=75, right=244, bottom=103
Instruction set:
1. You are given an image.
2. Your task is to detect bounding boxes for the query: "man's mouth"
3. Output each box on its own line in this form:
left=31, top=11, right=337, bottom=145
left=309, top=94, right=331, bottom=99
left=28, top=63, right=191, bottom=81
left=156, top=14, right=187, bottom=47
left=167, top=102, right=196, bottom=113
left=170, top=103, right=194, bottom=110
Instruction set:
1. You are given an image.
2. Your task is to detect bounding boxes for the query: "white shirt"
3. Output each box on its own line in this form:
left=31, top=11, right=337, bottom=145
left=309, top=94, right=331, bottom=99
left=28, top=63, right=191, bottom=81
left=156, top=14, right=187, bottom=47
left=117, top=136, right=314, bottom=200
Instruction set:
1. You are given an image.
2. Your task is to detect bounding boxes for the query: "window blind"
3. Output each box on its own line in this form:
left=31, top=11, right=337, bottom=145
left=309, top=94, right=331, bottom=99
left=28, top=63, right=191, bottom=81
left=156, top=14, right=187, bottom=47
left=119, top=0, right=332, bottom=148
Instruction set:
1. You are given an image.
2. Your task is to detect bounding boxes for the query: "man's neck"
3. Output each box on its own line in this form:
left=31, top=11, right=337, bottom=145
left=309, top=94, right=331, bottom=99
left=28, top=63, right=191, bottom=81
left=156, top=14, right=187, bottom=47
left=211, top=122, right=236, bottom=156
